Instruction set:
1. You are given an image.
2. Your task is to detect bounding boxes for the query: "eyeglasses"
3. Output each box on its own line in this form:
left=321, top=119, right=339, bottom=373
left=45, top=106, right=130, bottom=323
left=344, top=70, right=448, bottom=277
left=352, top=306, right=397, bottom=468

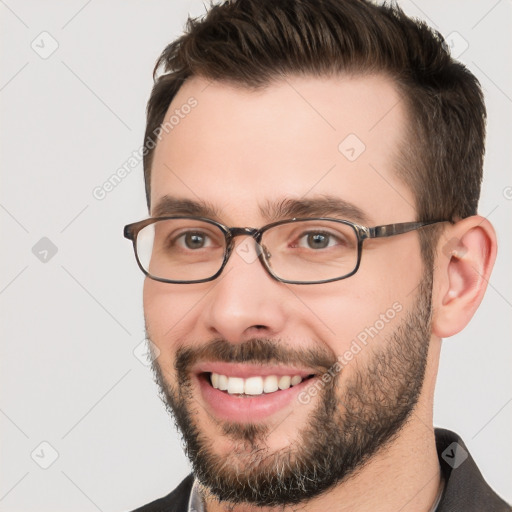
left=124, top=216, right=447, bottom=285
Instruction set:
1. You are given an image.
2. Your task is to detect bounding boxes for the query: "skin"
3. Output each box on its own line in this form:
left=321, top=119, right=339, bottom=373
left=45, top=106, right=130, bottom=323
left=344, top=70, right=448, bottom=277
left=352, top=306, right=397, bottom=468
left=143, top=75, right=497, bottom=512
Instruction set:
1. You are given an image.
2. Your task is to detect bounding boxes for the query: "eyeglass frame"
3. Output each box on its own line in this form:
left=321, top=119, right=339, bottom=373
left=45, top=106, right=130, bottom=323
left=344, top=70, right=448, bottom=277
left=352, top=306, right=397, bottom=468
left=124, top=216, right=449, bottom=285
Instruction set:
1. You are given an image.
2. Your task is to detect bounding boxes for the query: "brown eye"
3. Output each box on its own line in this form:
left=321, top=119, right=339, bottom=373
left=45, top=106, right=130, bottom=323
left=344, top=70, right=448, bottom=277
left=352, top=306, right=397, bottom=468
left=182, top=232, right=208, bottom=249
left=296, top=231, right=344, bottom=250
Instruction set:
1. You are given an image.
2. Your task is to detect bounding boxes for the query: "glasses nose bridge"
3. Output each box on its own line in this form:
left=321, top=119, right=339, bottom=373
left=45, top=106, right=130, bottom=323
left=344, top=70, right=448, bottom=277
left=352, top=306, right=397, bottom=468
left=224, top=226, right=269, bottom=273
left=227, top=226, right=261, bottom=241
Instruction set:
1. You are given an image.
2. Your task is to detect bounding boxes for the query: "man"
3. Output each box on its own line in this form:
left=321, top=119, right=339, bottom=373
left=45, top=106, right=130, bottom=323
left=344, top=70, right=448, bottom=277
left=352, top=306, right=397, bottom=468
left=125, top=0, right=510, bottom=510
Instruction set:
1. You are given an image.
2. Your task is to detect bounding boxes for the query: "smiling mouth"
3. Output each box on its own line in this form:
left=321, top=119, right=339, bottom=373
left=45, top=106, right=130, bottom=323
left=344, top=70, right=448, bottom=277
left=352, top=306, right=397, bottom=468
left=203, top=372, right=316, bottom=396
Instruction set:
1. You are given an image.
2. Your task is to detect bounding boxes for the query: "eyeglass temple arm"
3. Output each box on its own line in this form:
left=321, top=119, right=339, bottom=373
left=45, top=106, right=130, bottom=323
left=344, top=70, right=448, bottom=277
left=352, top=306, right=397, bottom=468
left=124, top=224, right=135, bottom=240
left=367, top=220, right=447, bottom=239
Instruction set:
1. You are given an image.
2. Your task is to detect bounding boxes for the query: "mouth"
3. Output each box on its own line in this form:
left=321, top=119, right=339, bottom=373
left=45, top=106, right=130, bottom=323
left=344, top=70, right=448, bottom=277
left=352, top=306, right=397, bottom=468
left=193, top=362, right=320, bottom=422
left=205, top=372, right=315, bottom=395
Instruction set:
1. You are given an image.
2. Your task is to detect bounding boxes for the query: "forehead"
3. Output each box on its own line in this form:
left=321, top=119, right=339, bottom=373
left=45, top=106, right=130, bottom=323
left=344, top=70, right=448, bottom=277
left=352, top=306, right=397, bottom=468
left=150, top=74, right=415, bottom=225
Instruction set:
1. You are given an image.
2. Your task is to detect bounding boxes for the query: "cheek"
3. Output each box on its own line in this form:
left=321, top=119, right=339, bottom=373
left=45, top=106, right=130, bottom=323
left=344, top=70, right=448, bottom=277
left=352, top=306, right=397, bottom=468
left=312, top=293, right=390, bottom=354
left=143, top=279, right=202, bottom=355
left=305, top=264, right=417, bottom=359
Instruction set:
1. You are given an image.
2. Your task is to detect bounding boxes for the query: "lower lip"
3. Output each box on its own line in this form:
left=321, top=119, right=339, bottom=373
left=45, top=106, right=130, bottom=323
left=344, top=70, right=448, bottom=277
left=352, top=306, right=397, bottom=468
left=197, top=374, right=315, bottom=422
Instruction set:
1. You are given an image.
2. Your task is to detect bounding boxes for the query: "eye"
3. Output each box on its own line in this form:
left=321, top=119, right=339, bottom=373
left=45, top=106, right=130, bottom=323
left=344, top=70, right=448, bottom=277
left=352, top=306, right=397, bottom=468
left=296, top=231, right=340, bottom=250
left=176, top=231, right=213, bottom=249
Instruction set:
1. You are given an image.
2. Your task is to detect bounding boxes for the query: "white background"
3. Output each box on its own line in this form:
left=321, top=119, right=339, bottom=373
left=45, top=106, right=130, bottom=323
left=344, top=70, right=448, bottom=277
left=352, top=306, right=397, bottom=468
left=1, top=1, right=511, bottom=510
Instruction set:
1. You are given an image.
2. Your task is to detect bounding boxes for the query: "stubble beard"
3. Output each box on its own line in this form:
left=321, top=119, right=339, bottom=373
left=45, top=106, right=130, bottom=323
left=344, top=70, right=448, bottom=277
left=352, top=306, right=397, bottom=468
left=148, top=272, right=433, bottom=507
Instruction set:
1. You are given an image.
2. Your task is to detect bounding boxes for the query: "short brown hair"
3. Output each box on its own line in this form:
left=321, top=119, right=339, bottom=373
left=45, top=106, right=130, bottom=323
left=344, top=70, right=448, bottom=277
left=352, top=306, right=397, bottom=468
left=143, top=0, right=486, bottom=236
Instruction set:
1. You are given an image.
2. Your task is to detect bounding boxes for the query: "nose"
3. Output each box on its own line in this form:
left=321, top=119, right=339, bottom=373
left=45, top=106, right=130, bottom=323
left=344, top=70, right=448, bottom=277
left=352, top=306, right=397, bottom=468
left=202, top=236, right=288, bottom=343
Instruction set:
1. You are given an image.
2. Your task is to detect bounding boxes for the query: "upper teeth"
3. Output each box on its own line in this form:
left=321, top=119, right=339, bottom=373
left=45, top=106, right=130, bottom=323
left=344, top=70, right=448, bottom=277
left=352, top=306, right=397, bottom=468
left=210, top=373, right=304, bottom=395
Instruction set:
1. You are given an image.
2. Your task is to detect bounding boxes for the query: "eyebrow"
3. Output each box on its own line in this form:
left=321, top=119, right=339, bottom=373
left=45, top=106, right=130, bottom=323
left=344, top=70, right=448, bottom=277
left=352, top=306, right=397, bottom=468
left=152, top=195, right=371, bottom=225
left=260, top=196, right=371, bottom=225
left=152, top=196, right=221, bottom=219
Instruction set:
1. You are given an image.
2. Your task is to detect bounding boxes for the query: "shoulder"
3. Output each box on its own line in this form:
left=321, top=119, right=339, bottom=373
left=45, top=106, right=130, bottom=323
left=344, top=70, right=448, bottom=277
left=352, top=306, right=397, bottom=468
left=435, top=428, right=510, bottom=512
left=129, top=474, right=195, bottom=512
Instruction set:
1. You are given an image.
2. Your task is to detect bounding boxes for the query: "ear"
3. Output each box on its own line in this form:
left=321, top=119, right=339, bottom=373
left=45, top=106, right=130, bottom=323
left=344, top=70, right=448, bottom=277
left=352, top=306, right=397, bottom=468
left=431, top=216, right=497, bottom=338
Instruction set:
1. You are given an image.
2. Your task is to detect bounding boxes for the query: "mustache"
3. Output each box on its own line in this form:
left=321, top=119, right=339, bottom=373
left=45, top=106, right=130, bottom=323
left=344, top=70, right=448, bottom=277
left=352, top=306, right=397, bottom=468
left=174, top=338, right=338, bottom=376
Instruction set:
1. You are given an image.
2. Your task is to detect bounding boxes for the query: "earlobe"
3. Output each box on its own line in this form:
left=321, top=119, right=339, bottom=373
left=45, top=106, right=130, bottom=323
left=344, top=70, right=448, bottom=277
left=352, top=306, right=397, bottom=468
left=431, top=216, right=497, bottom=338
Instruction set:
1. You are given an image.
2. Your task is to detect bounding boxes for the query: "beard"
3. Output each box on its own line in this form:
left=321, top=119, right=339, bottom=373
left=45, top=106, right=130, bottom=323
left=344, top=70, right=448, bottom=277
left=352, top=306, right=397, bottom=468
left=148, top=271, right=433, bottom=508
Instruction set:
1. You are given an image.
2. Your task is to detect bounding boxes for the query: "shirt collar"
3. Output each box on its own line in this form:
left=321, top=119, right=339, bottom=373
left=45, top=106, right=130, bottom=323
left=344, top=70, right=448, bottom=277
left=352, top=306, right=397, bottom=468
left=187, top=477, right=205, bottom=512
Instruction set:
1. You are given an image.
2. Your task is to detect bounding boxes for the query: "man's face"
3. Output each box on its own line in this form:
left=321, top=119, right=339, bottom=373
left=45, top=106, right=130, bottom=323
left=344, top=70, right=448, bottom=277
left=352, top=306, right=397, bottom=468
left=144, top=75, right=433, bottom=505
